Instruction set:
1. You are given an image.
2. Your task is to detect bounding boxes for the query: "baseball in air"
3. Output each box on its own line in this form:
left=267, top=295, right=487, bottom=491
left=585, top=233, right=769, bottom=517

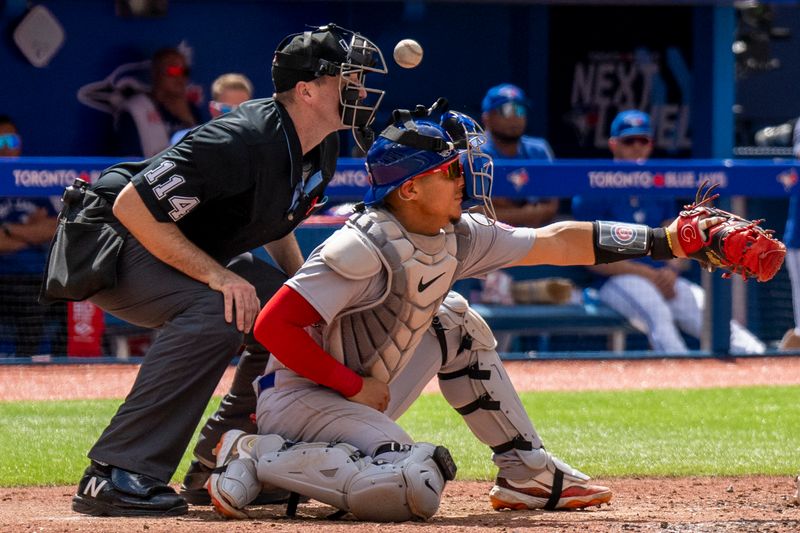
left=393, top=39, right=423, bottom=69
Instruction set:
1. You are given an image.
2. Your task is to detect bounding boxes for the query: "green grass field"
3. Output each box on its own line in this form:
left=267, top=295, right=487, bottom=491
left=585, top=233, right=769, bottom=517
left=0, top=386, right=797, bottom=486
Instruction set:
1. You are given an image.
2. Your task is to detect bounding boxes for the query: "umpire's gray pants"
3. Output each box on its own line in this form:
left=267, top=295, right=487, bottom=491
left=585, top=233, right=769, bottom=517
left=88, top=236, right=286, bottom=482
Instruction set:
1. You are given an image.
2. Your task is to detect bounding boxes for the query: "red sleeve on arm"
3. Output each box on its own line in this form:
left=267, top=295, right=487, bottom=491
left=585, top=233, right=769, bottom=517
left=253, top=285, right=363, bottom=398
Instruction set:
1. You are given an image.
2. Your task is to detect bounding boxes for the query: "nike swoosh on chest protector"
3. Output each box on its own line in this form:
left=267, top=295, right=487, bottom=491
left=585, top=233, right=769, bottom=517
left=418, top=272, right=446, bottom=292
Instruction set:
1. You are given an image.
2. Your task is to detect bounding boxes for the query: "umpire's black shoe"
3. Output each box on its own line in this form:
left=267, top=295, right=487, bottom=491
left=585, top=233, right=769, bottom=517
left=180, top=458, right=297, bottom=506
left=72, top=461, right=188, bottom=517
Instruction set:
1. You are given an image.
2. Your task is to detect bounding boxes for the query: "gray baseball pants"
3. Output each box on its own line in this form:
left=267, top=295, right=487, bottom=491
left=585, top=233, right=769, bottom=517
left=88, top=236, right=286, bottom=482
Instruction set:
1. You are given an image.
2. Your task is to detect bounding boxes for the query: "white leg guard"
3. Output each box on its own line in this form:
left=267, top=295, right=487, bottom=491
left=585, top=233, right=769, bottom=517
left=435, top=294, right=612, bottom=510
left=436, top=293, right=542, bottom=454
left=256, top=441, right=455, bottom=521
left=209, top=432, right=286, bottom=518
left=211, top=458, right=260, bottom=517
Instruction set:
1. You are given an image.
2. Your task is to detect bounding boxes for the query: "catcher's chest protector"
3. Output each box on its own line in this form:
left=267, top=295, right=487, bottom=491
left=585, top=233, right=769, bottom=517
left=322, top=209, right=469, bottom=382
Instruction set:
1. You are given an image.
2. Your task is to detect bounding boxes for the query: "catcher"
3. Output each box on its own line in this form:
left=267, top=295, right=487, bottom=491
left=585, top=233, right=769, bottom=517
left=206, top=103, right=785, bottom=521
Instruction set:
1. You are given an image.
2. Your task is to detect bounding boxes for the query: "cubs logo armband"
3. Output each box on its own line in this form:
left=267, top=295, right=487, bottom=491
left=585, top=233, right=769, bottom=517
left=592, top=221, right=674, bottom=264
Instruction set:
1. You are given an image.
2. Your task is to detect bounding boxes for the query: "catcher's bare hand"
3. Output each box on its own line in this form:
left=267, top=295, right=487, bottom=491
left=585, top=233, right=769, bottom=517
left=347, top=376, right=390, bottom=412
left=207, top=269, right=261, bottom=333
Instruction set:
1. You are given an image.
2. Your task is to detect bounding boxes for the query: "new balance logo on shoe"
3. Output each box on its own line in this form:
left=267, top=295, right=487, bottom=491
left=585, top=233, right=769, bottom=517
left=83, top=476, right=108, bottom=498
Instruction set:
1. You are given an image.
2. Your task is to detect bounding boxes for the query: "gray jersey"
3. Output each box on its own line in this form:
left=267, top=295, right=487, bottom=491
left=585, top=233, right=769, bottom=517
left=288, top=214, right=535, bottom=325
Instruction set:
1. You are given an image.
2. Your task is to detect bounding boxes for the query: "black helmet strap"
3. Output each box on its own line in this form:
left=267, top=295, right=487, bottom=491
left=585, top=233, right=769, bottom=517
left=380, top=98, right=466, bottom=152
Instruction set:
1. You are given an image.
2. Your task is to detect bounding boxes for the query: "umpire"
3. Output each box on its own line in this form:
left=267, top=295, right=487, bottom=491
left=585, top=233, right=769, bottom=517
left=43, top=24, right=387, bottom=517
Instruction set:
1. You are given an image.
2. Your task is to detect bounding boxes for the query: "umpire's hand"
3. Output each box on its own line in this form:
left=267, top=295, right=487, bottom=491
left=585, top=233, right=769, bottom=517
left=208, top=269, right=261, bottom=334
left=347, top=376, right=390, bottom=412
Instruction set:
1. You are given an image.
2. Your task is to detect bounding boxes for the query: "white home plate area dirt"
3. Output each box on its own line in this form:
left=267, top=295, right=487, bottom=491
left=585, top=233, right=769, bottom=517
left=1, top=357, right=798, bottom=532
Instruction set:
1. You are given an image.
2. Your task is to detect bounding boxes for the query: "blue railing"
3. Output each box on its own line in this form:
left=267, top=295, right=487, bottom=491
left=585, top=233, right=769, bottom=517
left=3, top=157, right=800, bottom=199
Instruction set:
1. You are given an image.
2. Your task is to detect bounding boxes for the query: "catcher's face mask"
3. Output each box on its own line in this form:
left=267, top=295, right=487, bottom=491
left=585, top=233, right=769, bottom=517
left=440, top=111, right=495, bottom=224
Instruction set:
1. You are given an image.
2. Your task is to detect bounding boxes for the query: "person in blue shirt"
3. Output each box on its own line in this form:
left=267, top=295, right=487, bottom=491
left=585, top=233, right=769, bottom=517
left=0, top=115, right=65, bottom=356
left=480, top=84, right=558, bottom=228
left=572, top=110, right=765, bottom=354
left=779, top=126, right=800, bottom=349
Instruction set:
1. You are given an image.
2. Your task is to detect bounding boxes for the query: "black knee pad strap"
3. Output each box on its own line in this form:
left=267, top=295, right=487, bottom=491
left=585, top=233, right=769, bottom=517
left=490, top=435, right=533, bottom=454
left=454, top=393, right=500, bottom=415
left=437, top=362, right=490, bottom=381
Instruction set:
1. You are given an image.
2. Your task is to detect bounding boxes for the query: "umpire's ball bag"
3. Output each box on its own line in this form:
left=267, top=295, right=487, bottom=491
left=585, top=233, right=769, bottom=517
left=39, top=182, right=128, bottom=304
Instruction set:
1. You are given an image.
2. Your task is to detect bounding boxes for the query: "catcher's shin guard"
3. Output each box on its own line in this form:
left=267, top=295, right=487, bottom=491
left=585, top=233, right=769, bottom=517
left=435, top=297, right=612, bottom=510
left=436, top=294, right=542, bottom=453
left=256, top=441, right=452, bottom=521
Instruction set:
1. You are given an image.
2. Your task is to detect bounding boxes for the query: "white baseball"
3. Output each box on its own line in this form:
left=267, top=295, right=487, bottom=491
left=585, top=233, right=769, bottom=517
left=393, top=39, right=423, bottom=69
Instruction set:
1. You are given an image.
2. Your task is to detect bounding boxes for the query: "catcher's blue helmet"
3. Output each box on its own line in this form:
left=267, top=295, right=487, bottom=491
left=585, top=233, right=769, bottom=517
left=364, top=120, right=457, bottom=206
left=364, top=106, right=495, bottom=220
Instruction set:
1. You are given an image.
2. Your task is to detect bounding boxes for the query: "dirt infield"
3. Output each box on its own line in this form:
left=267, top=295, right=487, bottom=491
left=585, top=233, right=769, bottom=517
left=2, top=357, right=799, bottom=532
left=1, top=477, right=798, bottom=532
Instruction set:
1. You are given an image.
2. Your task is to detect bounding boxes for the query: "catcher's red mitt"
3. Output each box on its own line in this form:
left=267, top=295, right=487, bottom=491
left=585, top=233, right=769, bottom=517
left=675, top=181, right=786, bottom=282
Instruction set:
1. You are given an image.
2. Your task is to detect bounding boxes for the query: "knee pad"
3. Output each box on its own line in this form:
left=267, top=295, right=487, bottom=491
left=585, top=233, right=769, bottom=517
left=256, top=441, right=454, bottom=522
left=346, top=458, right=414, bottom=521
left=349, top=443, right=456, bottom=521
left=437, top=291, right=497, bottom=351
left=256, top=442, right=367, bottom=512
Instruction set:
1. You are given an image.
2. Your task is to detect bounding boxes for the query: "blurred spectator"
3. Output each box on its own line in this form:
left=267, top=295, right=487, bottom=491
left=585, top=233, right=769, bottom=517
left=0, top=119, right=21, bottom=157
left=480, top=83, right=558, bottom=228
left=779, top=123, right=800, bottom=349
left=0, top=115, right=65, bottom=356
left=171, top=73, right=253, bottom=145
left=209, top=73, right=253, bottom=117
left=572, top=110, right=765, bottom=354
left=115, top=47, right=203, bottom=157
left=478, top=84, right=560, bottom=305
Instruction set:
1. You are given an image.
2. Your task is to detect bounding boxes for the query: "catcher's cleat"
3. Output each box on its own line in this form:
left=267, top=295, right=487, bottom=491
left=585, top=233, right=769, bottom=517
left=72, top=461, right=187, bottom=517
left=489, top=475, right=612, bottom=511
left=180, top=459, right=214, bottom=505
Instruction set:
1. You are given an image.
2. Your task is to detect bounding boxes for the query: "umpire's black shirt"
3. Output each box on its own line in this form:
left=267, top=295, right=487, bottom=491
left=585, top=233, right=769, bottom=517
left=92, top=98, right=338, bottom=264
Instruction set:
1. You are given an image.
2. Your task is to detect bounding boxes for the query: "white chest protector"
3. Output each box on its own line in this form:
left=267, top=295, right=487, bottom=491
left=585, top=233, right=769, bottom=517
left=320, top=209, right=470, bottom=383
